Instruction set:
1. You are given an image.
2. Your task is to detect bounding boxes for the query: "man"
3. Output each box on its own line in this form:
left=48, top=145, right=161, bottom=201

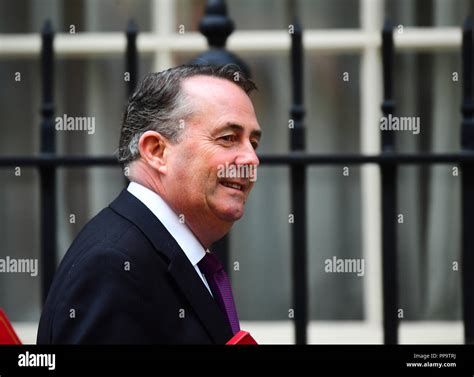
left=37, top=65, right=261, bottom=344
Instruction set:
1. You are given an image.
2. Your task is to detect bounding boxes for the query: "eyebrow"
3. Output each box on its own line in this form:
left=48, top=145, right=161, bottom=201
left=216, top=123, right=262, bottom=140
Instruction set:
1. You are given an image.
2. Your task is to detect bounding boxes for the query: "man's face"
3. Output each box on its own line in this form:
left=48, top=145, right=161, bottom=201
left=163, top=75, right=261, bottom=230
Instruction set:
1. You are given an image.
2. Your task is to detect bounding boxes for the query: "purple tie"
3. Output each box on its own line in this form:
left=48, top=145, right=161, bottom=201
left=198, top=252, right=240, bottom=335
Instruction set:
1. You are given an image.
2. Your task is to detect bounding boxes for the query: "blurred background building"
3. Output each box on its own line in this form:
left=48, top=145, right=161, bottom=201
left=0, top=0, right=472, bottom=343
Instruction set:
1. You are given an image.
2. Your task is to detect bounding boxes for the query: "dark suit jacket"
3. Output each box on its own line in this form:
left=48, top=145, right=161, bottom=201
left=36, top=189, right=234, bottom=344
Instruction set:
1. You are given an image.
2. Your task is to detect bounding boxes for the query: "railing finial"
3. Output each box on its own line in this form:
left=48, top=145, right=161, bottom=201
left=189, top=0, right=250, bottom=77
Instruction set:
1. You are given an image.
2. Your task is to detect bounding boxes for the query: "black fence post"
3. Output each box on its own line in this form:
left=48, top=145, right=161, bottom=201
left=289, top=20, right=308, bottom=345
left=380, top=19, right=399, bottom=344
left=39, top=20, right=57, bottom=304
left=461, top=17, right=474, bottom=345
left=190, top=0, right=252, bottom=274
left=126, top=19, right=138, bottom=98
left=123, top=20, right=138, bottom=185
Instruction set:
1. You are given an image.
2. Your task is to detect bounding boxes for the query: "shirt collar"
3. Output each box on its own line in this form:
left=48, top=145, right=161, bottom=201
left=127, top=181, right=206, bottom=267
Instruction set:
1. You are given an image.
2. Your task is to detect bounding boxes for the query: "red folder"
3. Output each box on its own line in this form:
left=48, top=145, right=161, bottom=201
left=0, top=308, right=22, bottom=344
left=226, top=330, right=258, bottom=345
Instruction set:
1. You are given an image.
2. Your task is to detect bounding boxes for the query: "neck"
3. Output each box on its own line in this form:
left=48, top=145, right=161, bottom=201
left=129, top=161, right=231, bottom=249
left=179, top=212, right=232, bottom=249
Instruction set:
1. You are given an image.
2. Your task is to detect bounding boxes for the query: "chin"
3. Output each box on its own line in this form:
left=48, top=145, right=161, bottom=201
left=217, top=206, right=245, bottom=222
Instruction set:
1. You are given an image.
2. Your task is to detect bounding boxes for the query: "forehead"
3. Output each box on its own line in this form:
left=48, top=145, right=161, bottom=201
left=182, top=74, right=248, bottom=99
left=181, top=75, right=259, bottom=131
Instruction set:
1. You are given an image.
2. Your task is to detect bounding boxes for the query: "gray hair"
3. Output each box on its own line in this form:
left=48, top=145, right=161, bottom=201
left=117, top=64, right=257, bottom=166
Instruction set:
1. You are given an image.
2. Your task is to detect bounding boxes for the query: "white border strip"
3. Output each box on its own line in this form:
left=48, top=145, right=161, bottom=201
left=0, top=28, right=461, bottom=57
left=13, top=321, right=463, bottom=345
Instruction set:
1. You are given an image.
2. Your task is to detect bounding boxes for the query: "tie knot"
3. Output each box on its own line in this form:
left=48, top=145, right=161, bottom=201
left=198, top=252, right=224, bottom=276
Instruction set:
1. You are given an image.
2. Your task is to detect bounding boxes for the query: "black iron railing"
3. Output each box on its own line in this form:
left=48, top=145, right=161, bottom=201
left=38, top=19, right=57, bottom=305
left=461, top=18, right=474, bottom=346
left=289, top=20, right=308, bottom=346
left=380, top=19, right=398, bottom=345
left=1, top=8, right=474, bottom=345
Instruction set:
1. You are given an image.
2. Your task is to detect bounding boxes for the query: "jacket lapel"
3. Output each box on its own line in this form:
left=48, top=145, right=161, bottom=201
left=168, top=251, right=234, bottom=344
left=109, top=189, right=234, bottom=344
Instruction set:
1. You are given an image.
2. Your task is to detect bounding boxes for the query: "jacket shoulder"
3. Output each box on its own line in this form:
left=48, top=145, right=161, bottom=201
left=37, top=205, right=170, bottom=344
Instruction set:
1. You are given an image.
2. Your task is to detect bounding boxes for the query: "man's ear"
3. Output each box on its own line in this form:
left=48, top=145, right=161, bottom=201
left=138, top=130, right=169, bottom=174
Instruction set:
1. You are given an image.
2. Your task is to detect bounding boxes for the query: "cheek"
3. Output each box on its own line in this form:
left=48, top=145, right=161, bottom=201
left=170, top=143, right=196, bottom=174
left=171, top=140, right=234, bottom=195
left=171, top=148, right=215, bottom=191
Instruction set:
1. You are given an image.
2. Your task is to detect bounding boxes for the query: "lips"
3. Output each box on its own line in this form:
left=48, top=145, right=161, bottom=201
left=219, top=179, right=248, bottom=192
left=221, top=182, right=243, bottom=190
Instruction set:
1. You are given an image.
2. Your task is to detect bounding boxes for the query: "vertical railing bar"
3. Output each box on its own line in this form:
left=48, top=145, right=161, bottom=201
left=290, top=19, right=308, bottom=345
left=461, top=17, right=474, bottom=345
left=192, top=0, right=238, bottom=277
left=39, top=19, right=57, bottom=304
left=380, top=19, right=398, bottom=344
left=123, top=20, right=138, bottom=186
left=126, top=19, right=138, bottom=98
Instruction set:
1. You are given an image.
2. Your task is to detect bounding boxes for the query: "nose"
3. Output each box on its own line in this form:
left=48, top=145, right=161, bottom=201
left=235, top=140, right=260, bottom=167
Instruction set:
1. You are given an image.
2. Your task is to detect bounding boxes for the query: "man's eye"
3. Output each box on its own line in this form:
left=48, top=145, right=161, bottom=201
left=220, top=135, right=236, bottom=142
left=251, top=141, right=259, bottom=150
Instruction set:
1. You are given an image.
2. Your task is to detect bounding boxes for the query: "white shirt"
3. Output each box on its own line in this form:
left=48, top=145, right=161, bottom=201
left=127, top=181, right=212, bottom=295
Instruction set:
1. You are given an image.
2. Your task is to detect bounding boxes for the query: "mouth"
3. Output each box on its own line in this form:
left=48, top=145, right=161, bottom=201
left=219, top=180, right=248, bottom=193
